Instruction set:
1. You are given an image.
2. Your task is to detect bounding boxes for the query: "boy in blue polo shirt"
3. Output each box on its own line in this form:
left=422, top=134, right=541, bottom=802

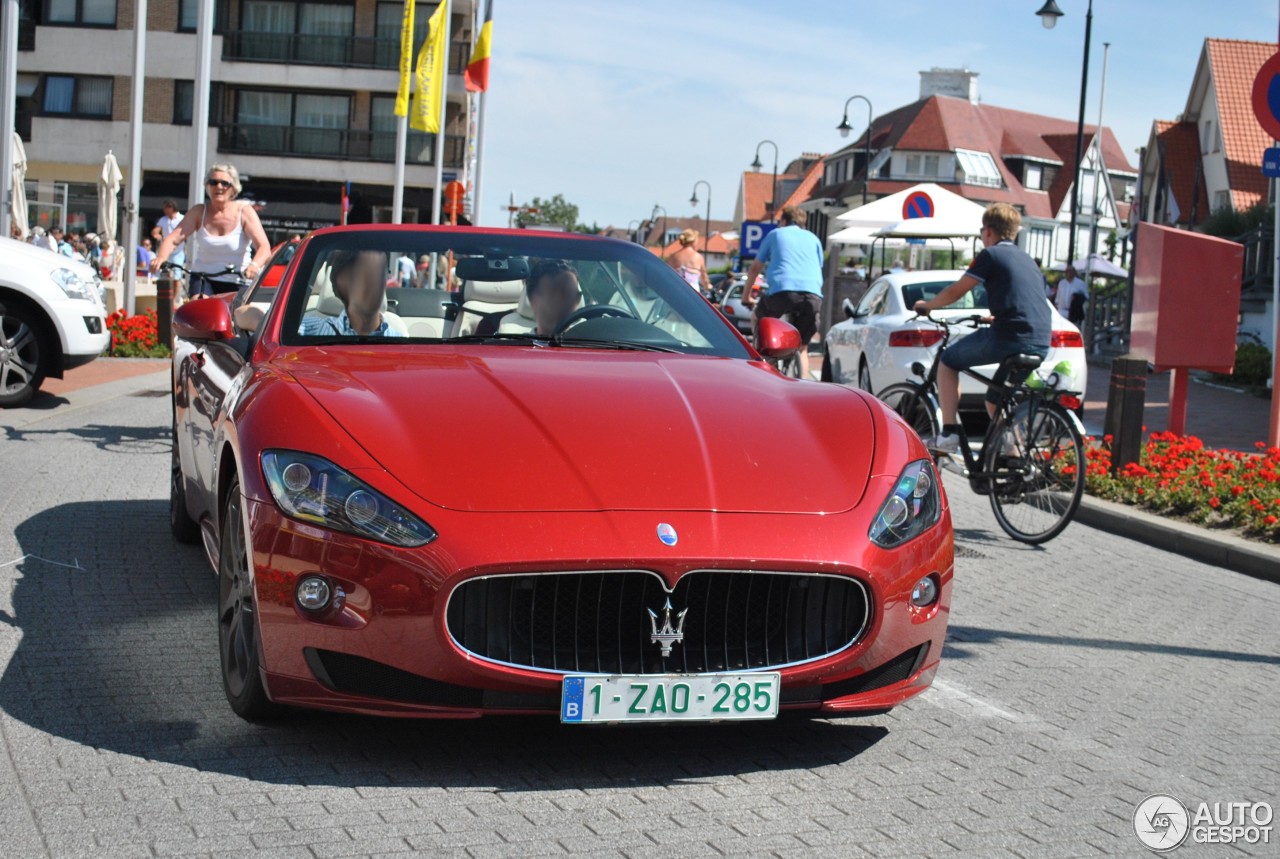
left=912, top=202, right=1051, bottom=453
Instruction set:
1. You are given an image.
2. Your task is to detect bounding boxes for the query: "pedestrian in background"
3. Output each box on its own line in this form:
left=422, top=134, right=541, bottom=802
left=1055, top=264, right=1088, bottom=327
left=667, top=229, right=711, bottom=293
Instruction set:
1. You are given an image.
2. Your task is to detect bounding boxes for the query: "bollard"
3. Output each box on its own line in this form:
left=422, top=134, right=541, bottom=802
left=1103, top=355, right=1147, bottom=474
left=156, top=275, right=173, bottom=349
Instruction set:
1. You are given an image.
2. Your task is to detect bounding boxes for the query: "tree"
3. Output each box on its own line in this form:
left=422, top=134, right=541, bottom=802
left=515, top=194, right=579, bottom=231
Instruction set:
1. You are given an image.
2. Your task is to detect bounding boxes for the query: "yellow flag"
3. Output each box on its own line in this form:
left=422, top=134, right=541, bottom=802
left=393, top=0, right=415, bottom=117
left=410, top=3, right=448, bottom=133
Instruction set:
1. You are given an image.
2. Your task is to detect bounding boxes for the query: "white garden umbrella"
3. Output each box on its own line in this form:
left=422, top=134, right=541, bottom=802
left=9, top=132, right=28, bottom=240
left=98, top=151, right=122, bottom=244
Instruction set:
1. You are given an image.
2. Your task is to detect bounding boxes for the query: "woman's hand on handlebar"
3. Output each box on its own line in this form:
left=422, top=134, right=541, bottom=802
left=148, top=256, right=164, bottom=275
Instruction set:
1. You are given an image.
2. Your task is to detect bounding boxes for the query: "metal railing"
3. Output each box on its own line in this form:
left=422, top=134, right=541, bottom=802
left=217, top=123, right=464, bottom=166
left=222, top=32, right=470, bottom=72
left=1235, top=223, right=1274, bottom=303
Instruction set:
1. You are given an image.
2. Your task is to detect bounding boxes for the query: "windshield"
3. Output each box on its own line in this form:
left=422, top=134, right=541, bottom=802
left=281, top=229, right=749, bottom=358
left=899, top=279, right=989, bottom=312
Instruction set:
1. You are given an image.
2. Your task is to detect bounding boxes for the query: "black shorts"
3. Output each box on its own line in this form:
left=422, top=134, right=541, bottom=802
left=756, top=291, right=822, bottom=343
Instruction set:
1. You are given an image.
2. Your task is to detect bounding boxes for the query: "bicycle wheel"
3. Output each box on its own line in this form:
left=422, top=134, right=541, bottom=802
left=985, top=401, right=1085, bottom=544
left=877, top=383, right=940, bottom=443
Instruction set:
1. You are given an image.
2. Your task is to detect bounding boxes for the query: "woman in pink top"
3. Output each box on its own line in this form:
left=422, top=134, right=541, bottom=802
left=666, top=228, right=711, bottom=294
left=151, top=163, right=272, bottom=296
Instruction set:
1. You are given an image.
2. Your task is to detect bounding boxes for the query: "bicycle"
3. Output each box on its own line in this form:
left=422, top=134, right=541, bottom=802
left=158, top=261, right=249, bottom=300
left=877, top=314, right=1086, bottom=544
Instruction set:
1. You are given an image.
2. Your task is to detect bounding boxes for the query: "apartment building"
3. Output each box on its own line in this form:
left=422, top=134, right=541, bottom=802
left=14, top=0, right=473, bottom=242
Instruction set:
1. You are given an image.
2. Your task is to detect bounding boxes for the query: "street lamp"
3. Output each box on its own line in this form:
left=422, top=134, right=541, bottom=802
left=626, top=218, right=642, bottom=244
left=651, top=204, right=667, bottom=249
left=751, top=140, right=779, bottom=222
left=837, top=95, right=874, bottom=206
left=1037, top=0, right=1091, bottom=265
left=689, top=180, right=711, bottom=265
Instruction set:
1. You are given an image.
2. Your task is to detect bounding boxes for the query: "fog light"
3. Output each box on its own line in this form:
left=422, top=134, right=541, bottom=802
left=910, top=575, right=939, bottom=608
left=281, top=462, right=312, bottom=492
left=295, top=575, right=332, bottom=612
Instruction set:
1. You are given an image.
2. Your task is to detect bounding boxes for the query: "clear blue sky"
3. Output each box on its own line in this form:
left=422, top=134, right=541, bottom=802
left=478, top=0, right=1278, bottom=230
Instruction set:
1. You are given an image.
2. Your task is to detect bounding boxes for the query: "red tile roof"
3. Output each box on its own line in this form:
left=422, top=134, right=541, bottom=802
left=779, top=156, right=826, bottom=209
left=741, top=171, right=796, bottom=221
left=656, top=232, right=738, bottom=257
left=1153, top=119, right=1208, bottom=226
left=1205, top=38, right=1276, bottom=210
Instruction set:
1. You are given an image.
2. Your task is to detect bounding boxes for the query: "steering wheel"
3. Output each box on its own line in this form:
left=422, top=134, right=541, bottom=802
left=550, top=305, right=635, bottom=337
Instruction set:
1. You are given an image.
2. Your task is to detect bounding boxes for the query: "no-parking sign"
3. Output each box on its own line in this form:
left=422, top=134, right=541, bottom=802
left=1251, top=52, right=1280, bottom=141
left=902, top=191, right=934, bottom=219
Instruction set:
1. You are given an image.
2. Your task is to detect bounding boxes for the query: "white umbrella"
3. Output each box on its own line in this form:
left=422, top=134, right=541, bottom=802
left=98, top=151, right=122, bottom=244
left=1049, top=254, right=1128, bottom=278
left=9, top=132, right=27, bottom=240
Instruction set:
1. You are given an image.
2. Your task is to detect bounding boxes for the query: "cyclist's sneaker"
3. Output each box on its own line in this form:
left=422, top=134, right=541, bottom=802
left=926, top=432, right=962, bottom=454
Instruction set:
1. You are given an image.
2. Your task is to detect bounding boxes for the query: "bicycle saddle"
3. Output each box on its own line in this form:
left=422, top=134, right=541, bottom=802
left=1001, top=353, right=1044, bottom=371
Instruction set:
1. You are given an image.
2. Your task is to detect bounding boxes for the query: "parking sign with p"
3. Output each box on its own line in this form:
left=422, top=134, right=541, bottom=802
left=740, top=220, right=777, bottom=259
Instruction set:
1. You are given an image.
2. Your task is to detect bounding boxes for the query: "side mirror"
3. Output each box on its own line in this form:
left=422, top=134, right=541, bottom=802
left=173, top=297, right=234, bottom=342
left=755, top=316, right=802, bottom=358
left=842, top=298, right=858, bottom=319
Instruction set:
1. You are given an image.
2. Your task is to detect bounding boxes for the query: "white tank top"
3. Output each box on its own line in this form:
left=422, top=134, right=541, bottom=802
left=192, top=203, right=252, bottom=279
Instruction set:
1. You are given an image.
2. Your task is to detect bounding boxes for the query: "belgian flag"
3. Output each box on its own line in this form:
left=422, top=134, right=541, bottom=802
left=464, top=0, right=492, bottom=93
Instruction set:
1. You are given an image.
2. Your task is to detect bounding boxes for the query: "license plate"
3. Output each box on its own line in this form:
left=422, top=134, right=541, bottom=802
left=561, top=673, right=780, bottom=723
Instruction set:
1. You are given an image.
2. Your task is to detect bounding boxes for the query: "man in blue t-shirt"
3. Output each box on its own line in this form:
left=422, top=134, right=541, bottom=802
left=912, top=202, right=1051, bottom=453
left=742, top=206, right=824, bottom=379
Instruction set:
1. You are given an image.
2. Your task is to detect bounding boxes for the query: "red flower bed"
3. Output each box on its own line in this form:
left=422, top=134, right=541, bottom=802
left=106, top=308, right=170, bottom=358
left=1085, top=432, right=1280, bottom=543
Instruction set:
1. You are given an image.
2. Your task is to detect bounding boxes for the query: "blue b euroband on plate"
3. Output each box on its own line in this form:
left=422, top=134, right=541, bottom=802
left=561, top=673, right=780, bottom=723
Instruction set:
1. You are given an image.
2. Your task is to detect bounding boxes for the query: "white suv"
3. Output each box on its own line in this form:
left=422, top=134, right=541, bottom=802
left=0, top=236, right=109, bottom=407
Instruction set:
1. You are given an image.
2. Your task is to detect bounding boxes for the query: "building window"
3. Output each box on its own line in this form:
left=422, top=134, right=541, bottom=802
left=236, top=0, right=355, bottom=64
left=173, top=80, right=194, bottom=124
left=370, top=95, right=434, bottom=163
left=905, top=153, right=921, bottom=176
left=178, top=0, right=197, bottom=31
left=1201, top=120, right=1214, bottom=155
left=1214, top=190, right=1230, bottom=211
left=1025, top=163, right=1043, bottom=191
left=923, top=154, right=938, bottom=178
left=233, top=89, right=350, bottom=157
left=45, top=0, right=115, bottom=25
left=955, top=148, right=1003, bottom=188
left=42, top=74, right=113, bottom=117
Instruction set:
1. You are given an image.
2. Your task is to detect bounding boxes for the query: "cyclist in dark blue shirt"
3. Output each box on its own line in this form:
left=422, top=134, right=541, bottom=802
left=912, top=203, right=1051, bottom=453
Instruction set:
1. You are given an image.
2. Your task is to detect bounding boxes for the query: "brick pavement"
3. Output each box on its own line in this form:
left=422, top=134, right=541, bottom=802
left=0, top=368, right=1276, bottom=858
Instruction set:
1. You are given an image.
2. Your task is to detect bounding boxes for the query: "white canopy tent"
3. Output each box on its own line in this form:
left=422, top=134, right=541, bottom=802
left=832, top=182, right=987, bottom=229
left=1049, top=253, right=1127, bottom=278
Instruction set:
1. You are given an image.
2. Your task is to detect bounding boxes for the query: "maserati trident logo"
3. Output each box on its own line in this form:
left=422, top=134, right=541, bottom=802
left=647, top=598, right=688, bottom=657
left=656, top=523, right=678, bottom=546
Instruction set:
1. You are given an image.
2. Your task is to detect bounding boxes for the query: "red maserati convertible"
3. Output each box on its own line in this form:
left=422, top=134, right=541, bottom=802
left=170, top=225, right=953, bottom=722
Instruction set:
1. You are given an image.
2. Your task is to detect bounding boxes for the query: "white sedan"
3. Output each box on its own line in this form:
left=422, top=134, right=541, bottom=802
left=822, top=270, right=1086, bottom=412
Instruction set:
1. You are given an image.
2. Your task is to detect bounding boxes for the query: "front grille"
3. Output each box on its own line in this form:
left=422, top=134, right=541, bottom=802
left=445, top=571, right=870, bottom=675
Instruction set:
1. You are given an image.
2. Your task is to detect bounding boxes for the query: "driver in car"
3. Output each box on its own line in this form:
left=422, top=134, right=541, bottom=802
left=300, top=249, right=404, bottom=337
left=526, top=258, right=583, bottom=336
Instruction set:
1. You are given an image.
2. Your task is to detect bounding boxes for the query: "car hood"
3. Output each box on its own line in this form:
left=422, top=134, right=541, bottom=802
left=286, top=347, right=876, bottom=514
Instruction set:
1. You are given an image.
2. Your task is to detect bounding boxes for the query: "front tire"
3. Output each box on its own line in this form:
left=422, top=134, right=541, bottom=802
left=857, top=361, right=873, bottom=395
left=986, top=402, right=1085, bottom=544
left=218, top=478, right=280, bottom=720
left=170, top=431, right=200, bottom=544
left=0, top=301, right=48, bottom=408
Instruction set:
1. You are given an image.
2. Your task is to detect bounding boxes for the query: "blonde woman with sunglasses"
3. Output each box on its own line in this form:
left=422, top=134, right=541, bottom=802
left=150, top=164, right=272, bottom=297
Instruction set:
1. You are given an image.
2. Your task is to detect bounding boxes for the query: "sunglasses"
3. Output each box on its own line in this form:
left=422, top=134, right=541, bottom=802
left=206, top=179, right=233, bottom=189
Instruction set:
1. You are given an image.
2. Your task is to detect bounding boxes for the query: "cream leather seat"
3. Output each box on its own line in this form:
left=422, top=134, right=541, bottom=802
left=496, top=290, right=538, bottom=334
left=450, top=278, right=524, bottom=337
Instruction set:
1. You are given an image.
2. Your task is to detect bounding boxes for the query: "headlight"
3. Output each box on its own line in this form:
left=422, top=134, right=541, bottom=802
left=49, top=267, right=96, bottom=302
left=869, top=459, right=941, bottom=548
left=261, top=450, right=436, bottom=547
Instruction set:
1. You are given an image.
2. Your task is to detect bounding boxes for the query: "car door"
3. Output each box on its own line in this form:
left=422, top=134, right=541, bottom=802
left=179, top=313, right=249, bottom=524
left=863, top=281, right=904, bottom=390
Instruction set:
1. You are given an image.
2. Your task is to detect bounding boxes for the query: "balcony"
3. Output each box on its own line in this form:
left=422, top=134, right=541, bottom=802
left=217, top=123, right=465, bottom=167
left=222, top=32, right=471, bottom=73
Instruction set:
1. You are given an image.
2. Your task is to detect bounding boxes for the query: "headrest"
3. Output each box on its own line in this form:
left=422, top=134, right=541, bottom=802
left=463, top=278, right=524, bottom=305
left=516, top=289, right=535, bottom=320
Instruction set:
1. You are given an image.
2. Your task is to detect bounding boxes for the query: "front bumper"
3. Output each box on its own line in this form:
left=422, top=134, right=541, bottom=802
left=243, top=495, right=953, bottom=719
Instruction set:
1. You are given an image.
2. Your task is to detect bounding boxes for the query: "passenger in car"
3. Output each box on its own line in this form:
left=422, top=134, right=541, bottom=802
left=526, top=258, right=582, bottom=336
left=300, top=249, right=405, bottom=337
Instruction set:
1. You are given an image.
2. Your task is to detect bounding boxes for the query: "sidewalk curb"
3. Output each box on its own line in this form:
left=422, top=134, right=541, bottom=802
left=1076, top=494, right=1280, bottom=584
